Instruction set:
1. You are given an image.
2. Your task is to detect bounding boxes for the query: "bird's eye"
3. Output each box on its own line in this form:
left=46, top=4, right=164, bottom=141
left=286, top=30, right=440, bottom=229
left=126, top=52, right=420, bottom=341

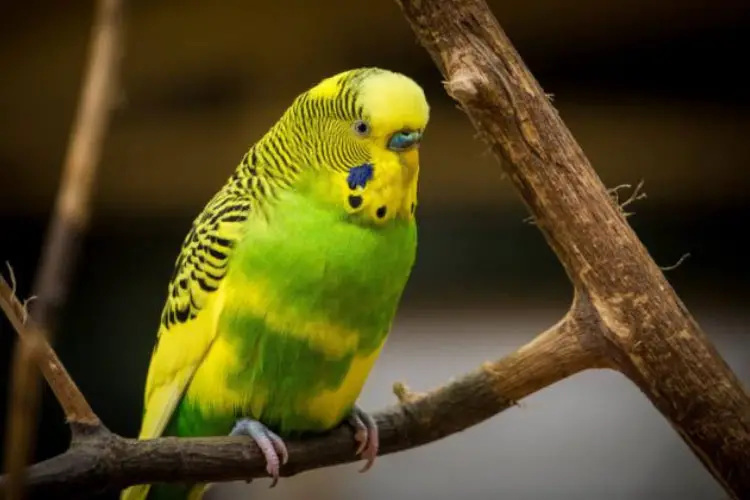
left=353, top=120, right=370, bottom=136
left=388, top=130, right=422, bottom=151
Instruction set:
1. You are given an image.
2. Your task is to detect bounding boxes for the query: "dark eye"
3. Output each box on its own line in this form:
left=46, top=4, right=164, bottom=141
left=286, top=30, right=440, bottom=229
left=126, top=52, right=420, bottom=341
left=353, top=120, right=370, bottom=136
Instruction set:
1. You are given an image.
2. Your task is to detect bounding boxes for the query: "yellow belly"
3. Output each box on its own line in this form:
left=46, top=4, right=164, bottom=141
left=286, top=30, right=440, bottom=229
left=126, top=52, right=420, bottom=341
left=301, top=339, right=386, bottom=429
left=183, top=332, right=386, bottom=432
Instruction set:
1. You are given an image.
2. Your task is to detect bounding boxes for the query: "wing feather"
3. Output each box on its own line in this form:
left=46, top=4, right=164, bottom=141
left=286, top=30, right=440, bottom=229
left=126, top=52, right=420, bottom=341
left=120, top=187, right=250, bottom=500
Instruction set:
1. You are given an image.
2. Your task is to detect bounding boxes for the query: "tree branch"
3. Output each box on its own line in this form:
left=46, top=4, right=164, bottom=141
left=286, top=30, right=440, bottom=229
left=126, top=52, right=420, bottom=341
left=2, top=0, right=123, bottom=498
left=0, top=290, right=603, bottom=497
left=394, top=0, right=750, bottom=497
left=0, top=277, right=99, bottom=427
left=3, top=0, right=749, bottom=498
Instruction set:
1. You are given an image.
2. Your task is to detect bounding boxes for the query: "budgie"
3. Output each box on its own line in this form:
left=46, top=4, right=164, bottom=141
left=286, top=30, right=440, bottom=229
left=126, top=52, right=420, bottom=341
left=120, top=67, right=429, bottom=500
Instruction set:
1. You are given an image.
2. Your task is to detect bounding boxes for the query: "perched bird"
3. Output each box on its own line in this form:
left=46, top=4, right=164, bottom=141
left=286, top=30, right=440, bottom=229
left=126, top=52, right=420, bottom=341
left=120, top=67, right=429, bottom=500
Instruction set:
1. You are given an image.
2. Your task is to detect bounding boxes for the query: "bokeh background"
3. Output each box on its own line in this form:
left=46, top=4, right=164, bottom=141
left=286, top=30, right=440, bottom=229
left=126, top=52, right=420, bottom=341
left=1, top=1, right=749, bottom=499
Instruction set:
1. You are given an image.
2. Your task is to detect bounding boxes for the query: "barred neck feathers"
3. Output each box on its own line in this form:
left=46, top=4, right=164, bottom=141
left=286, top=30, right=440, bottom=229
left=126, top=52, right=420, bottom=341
left=227, top=68, right=430, bottom=225
left=227, top=120, right=300, bottom=207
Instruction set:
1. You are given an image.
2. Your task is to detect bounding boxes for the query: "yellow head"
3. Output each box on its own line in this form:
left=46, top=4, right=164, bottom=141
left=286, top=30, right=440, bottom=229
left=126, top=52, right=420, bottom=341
left=284, top=68, right=430, bottom=224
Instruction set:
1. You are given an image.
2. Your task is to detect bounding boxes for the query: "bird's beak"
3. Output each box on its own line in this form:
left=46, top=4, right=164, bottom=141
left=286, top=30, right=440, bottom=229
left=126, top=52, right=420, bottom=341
left=401, top=147, right=420, bottom=174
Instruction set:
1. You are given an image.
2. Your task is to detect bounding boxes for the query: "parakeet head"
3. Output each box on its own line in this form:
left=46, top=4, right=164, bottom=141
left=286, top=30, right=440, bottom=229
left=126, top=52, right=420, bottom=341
left=275, top=68, right=430, bottom=224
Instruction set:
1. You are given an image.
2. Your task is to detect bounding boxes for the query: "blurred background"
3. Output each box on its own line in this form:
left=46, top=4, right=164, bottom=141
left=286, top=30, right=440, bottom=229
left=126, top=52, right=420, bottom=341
left=1, top=0, right=749, bottom=499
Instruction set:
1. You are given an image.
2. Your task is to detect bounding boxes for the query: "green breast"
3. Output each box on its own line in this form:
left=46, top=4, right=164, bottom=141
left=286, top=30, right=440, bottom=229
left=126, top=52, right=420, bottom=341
left=194, top=189, right=418, bottom=434
left=233, top=189, right=417, bottom=346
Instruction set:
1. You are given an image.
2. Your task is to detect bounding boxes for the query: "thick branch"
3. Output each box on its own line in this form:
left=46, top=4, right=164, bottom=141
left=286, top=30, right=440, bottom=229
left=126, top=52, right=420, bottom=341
left=395, top=0, right=750, bottom=497
left=3, top=0, right=123, bottom=497
left=4, top=0, right=747, bottom=497
left=0, top=313, right=601, bottom=498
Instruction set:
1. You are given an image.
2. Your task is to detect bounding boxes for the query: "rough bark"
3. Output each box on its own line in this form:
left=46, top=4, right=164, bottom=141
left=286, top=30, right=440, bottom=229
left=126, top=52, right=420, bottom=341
left=2, top=0, right=748, bottom=498
left=395, top=0, right=750, bottom=497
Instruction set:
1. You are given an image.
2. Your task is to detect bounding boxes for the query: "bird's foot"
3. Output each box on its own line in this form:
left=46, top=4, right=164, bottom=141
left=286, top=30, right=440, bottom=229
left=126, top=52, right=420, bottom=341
left=230, top=418, right=289, bottom=487
left=346, top=405, right=379, bottom=473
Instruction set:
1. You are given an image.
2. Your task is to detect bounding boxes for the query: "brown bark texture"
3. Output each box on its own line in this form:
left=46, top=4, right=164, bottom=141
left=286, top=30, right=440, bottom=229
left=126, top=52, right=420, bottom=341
left=1, top=0, right=748, bottom=498
left=395, top=0, right=750, bottom=497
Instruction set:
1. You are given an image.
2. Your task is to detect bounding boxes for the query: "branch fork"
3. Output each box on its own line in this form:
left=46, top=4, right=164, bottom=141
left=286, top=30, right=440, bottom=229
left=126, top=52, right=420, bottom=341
left=2, top=0, right=749, bottom=498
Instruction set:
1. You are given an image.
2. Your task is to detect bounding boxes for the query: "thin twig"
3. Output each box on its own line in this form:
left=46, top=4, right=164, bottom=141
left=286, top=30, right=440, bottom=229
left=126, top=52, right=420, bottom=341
left=527, top=180, right=648, bottom=226
left=2, top=0, right=123, bottom=498
left=660, top=253, right=691, bottom=272
left=0, top=277, right=99, bottom=424
left=609, top=180, right=647, bottom=217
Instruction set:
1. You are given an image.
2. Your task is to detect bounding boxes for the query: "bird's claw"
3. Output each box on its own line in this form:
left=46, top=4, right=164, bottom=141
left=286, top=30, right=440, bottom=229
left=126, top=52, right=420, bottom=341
left=347, top=406, right=379, bottom=473
left=230, top=418, right=289, bottom=487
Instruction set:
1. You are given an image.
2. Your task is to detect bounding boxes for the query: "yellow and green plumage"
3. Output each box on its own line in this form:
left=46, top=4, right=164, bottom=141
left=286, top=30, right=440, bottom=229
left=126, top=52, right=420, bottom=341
left=120, top=67, right=429, bottom=500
